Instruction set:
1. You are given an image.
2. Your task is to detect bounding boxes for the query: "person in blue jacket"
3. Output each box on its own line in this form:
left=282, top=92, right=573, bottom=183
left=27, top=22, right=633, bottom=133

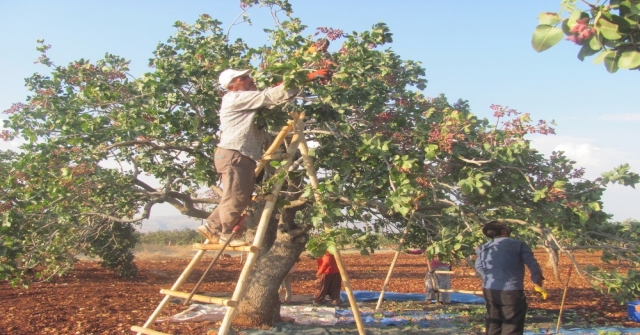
left=475, top=221, right=544, bottom=335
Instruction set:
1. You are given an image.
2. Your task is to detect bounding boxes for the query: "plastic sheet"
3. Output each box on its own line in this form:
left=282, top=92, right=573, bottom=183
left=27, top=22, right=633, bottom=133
left=335, top=309, right=456, bottom=327
left=159, top=304, right=337, bottom=326
left=524, top=327, right=640, bottom=335
left=339, top=290, right=484, bottom=304
left=280, top=305, right=337, bottom=326
left=155, top=304, right=226, bottom=323
left=629, top=301, right=640, bottom=322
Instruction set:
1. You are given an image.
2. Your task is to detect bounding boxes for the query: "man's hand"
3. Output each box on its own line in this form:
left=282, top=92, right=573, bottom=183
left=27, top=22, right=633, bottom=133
left=534, top=285, right=548, bottom=300
left=307, top=68, right=332, bottom=81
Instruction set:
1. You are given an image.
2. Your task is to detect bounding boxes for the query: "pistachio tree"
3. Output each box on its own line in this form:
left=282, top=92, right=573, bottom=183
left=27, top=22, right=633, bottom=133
left=2, top=0, right=638, bottom=327
left=532, top=0, right=640, bottom=72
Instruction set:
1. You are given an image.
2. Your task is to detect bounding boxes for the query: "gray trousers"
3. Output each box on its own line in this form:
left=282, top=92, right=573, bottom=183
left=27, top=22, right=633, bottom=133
left=206, top=147, right=256, bottom=234
left=425, top=266, right=451, bottom=303
left=483, top=289, right=527, bottom=335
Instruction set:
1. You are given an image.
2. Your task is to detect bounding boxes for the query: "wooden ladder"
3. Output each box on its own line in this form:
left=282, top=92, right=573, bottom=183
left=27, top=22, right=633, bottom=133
left=131, top=113, right=365, bottom=335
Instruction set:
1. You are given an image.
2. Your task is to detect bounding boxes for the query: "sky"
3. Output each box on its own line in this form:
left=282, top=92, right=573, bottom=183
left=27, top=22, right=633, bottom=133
left=1, top=0, right=638, bottom=221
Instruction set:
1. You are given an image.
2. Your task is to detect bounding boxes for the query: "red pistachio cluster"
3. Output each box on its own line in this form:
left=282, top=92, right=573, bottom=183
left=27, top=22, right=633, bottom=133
left=2, top=102, right=27, bottom=115
left=315, top=27, right=344, bottom=41
left=566, top=18, right=595, bottom=44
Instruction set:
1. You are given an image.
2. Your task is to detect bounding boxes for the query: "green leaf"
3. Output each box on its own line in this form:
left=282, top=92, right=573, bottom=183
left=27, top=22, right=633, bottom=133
left=593, top=50, right=612, bottom=64
left=588, top=36, right=603, bottom=50
left=326, top=243, right=338, bottom=255
left=578, top=44, right=599, bottom=61
left=553, top=180, right=567, bottom=190
left=568, top=10, right=584, bottom=27
left=532, top=25, right=564, bottom=52
left=596, top=20, right=622, bottom=40
left=332, top=73, right=348, bottom=80
left=424, top=144, right=439, bottom=160
left=603, top=51, right=620, bottom=73
left=401, top=160, right=413, bottom=169
left=618, top=50, right=640, bottom=68
left=538, top=12, right=562, bottom=25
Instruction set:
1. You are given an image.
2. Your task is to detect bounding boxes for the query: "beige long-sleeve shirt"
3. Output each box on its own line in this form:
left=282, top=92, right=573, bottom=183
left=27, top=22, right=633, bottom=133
left=217, top=85, right=298, bottom=161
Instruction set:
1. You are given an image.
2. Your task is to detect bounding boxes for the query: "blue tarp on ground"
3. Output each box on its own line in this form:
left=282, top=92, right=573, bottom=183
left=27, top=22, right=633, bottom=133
left=525, top=327, right=640, bottom=334
left=339, top=290, right=485, bottom=304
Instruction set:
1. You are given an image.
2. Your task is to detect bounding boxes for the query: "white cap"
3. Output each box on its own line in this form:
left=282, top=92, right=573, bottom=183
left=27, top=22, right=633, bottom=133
left=218, top=69, right=251, bottom=89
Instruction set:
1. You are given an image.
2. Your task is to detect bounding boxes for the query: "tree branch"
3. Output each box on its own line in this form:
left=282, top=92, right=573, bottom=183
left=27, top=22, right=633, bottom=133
left=77, top=212, right=145, bottom=223
left=456, top=156, right=492, bottom=166
left=104, top=140, right=196, bottom=154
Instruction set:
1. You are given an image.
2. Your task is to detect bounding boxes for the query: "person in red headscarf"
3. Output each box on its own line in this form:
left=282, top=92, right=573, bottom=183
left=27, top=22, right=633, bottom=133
left=313, top=252, right=342, bottom=306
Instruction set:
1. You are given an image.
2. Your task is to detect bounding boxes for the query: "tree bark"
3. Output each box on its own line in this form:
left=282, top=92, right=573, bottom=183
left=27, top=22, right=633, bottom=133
left=232, top=202, right=310, bottom=327
left=543, top=234, right=561, bottom=281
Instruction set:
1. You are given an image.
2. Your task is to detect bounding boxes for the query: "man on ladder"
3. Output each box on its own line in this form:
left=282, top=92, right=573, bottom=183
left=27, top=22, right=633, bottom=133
left=197, top=67, right=331, bottom=247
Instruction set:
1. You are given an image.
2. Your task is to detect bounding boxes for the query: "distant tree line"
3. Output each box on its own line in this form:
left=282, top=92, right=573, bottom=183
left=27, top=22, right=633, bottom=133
left=136, top=229, right=202, bottom=246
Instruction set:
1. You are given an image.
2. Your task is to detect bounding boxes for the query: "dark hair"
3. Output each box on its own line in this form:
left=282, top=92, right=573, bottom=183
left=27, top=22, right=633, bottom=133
left=482, top=221, right=511, bottom=238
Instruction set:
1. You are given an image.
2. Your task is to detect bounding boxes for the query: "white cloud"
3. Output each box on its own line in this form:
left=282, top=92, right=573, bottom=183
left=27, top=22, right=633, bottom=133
left=0, top=140, right=22, bottom=151
left=601, top=185, right=640, bottom=222
left=529, top=135, right=633, bottom=178
left=553, top=142, right=601, bottom=167
left=0, top=138, right=24, bottom=152
left=595, top=113, right=640, bottom=122
left=529, top=134, right=640, bottom=221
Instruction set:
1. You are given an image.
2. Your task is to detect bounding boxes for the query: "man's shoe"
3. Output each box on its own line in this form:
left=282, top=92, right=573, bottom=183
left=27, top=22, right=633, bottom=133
left=219, top=233, right=249, bottom=247
left=196, top=226, right=219, bottom=243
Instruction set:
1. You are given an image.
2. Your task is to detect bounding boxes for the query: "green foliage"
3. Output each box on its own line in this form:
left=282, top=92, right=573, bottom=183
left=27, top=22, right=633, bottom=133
left=533, top=0, right=640, bottom=72
left=0, top=148, right=143, bottom=284
left=1, top=0, right=638, bottom=304
left=306, top=227, right=379, bottom=257
left=136, top=229, right=202, bottom=246
left=600, top=164, right=640, bottom=186
left=87, top=221, right=139, bottom=278
left=587, top=266, right=640, bottom=303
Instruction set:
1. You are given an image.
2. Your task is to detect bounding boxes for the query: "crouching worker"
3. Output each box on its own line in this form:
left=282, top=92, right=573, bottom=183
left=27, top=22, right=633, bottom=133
left=425, top=256, right=452, bottom=304
left=197, top=68, right=331, bottom=247
left=314, top=252, right=342, bottom=306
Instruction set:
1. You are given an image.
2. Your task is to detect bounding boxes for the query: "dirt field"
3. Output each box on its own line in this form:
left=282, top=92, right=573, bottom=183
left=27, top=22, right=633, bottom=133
left=0, top=247, right=636, bottom=334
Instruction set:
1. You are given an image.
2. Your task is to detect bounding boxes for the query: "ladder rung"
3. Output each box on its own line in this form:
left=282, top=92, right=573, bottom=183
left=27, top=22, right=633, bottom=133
left=438, top=289, right=483, bottom=295
left=262, top=153, right=289, bottom=161
left=160, top=289, right=238, bottom=307
left=192, top=243, right=259, bottom=253
left=130, top=325, right=171, bottom=335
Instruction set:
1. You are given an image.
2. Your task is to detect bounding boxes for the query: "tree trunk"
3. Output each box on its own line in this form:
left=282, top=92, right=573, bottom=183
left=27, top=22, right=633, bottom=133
left=231, top=202, right=309, bottom=328
left=542, top=234, right=561, bottom=281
